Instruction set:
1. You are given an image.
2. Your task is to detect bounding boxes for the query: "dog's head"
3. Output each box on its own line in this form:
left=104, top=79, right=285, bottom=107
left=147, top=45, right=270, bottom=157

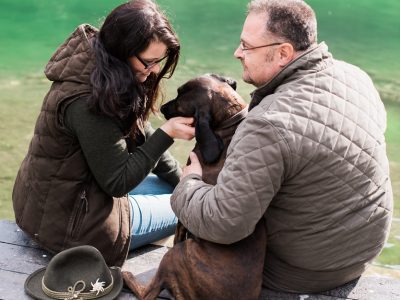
left=161, top=74, right=247, bottom=164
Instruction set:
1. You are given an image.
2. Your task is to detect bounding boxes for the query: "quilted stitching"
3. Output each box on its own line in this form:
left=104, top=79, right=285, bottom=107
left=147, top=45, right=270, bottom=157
left=45, top=24, right=96, bottom=84
left=171, top=42, right=392, bottom=288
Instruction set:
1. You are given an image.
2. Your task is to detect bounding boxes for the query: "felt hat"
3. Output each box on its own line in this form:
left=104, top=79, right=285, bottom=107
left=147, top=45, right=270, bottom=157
left=24, top=245, right=123, bottom=300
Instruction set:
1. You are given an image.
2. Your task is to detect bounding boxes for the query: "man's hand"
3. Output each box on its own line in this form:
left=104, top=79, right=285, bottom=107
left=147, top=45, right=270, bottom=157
left=181, top=152, right=203, bottom=179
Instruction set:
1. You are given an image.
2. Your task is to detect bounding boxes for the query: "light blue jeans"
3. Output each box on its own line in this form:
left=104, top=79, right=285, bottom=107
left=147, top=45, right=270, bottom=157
left=128, top=174, right=177, bottom=250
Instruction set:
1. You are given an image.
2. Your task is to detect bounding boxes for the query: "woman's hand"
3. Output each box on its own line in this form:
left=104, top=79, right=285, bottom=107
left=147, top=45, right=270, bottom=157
left=160, top=117, right=195, bottom=140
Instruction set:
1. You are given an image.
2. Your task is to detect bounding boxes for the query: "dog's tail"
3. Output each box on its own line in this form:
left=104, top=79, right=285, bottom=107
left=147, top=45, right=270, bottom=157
left=122, top=271, right=147, bottom=300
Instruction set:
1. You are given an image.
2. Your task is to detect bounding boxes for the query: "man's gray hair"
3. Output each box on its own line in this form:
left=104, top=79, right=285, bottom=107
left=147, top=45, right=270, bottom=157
left=248, top=0, right=317, bottom=51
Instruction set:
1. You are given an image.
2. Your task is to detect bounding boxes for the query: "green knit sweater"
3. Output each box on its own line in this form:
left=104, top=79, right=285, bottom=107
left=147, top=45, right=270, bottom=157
left=64, top=99, right=182, bottom=197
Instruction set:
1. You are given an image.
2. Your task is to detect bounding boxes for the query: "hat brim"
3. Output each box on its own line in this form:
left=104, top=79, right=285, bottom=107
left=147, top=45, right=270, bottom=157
left=25, top=266, right=123, bottom=300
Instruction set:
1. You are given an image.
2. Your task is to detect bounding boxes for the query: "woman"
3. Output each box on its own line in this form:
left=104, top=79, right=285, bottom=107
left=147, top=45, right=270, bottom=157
left=12, top=0, right=194, bottom=267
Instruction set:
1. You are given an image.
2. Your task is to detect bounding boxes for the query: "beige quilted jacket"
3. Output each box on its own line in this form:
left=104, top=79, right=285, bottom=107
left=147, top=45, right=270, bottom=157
left=171, top=43, right=393, bottom=292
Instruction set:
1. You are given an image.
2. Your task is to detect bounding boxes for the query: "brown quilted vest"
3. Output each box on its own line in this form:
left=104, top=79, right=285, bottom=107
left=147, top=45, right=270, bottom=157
left=12, top=24, right=131, bottom=267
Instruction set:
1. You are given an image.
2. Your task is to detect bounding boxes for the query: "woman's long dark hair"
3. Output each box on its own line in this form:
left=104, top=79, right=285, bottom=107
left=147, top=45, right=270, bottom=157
left=89, top=0, right=180, bottom=136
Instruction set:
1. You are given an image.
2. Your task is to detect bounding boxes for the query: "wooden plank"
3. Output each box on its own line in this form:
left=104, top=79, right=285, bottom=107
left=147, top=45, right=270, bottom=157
left=0, top=269, right=34, bottom=300
left=261, top=290, right=345, bottom=300
left=0, top=220, right=169, bottom=300
left=1, top=219, right=400, bottom=300
left=0, top=220, right=40, bottom=248
left=0, top=243, right=51, bottom=275
left=124, top=245, right=169, bottom=276
left=260, top=276, right=400, bottom=300
left=335, top=276, right=400, bottom=300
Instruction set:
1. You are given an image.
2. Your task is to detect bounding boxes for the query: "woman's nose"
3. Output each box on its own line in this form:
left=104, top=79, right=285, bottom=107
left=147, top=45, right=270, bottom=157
left=149, top=62, right=161, bottom=74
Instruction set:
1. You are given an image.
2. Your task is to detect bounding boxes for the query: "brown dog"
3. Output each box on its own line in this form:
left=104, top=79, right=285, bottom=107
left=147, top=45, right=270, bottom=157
left=122, top=74, right=267, bottom=300
left=162, top=74, right=249, bottom=184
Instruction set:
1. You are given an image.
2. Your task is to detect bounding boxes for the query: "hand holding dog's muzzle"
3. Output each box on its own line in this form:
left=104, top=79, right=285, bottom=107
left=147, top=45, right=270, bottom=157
left=160, top=117, right=195, bottom=140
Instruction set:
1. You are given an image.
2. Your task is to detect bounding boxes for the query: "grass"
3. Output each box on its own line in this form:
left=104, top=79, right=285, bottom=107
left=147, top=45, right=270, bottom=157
left=374, top=100, right=400, bottom=273
left=0, top=73, right=399, bottom=278
left=0, top=75, right=49, bottom=219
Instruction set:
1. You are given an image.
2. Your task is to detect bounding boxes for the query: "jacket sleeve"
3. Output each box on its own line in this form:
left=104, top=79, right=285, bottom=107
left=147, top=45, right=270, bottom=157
left=64, top=100, right=176, bottom=197
left=171, top=113, right=290, bottom=244
left=143, top=123, right=182, bottom=187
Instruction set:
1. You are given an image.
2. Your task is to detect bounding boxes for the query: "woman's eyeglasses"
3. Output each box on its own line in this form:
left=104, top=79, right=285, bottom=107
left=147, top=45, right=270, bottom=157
left=136, top=54, right=168, bottom=69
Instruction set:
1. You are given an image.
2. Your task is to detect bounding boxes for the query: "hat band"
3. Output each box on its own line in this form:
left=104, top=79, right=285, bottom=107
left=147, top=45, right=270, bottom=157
left=41, top=275, right=114, bottom=300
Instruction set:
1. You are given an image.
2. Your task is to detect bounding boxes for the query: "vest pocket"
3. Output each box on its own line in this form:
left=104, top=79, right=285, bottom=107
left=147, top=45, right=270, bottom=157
left=67, top=189, right=88, bottom=240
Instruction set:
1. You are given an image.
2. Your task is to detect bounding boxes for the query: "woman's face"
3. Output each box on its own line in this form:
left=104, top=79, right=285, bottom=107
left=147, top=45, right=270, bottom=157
left=129, top=40, right=168, bottom=83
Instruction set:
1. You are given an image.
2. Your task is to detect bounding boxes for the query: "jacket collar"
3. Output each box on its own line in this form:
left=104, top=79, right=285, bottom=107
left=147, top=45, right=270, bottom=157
left=249, top=42, right=331, bottom=110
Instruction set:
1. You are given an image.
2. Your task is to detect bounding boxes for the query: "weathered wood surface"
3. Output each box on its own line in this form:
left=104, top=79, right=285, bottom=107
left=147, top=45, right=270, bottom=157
left=0, top=220, right=167, bottom=300
left=1, top=219, right=399, bottom=300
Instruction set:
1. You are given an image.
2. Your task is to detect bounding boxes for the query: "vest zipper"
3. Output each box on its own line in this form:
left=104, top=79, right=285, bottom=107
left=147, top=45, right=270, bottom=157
left=81, top=190, right=89, bottom=213
left=68, top=188, right=89, bottom=240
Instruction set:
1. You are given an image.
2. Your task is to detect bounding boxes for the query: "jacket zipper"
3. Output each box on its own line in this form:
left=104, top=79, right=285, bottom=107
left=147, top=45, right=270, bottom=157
left=80, top=190, right=89, bottom=213
left=68, top=188, right=89, bottom=240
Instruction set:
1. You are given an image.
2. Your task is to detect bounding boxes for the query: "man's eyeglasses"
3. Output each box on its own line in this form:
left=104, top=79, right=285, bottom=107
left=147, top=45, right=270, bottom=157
left=136, top=54, right=168, bottom=70
left=239, top=42, right=283, bottom=51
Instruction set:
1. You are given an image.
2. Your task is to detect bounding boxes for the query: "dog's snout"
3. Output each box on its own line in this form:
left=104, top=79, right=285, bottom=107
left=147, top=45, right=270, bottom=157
left=160, top=103, right=167, bottom=115
left=160, top=103, right=170, bottom=119
left=161, top=100, right=177, bottom=120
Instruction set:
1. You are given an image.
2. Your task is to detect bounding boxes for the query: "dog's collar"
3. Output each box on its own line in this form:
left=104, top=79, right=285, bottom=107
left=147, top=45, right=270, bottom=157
left=217, top=106, right=248, bottom=130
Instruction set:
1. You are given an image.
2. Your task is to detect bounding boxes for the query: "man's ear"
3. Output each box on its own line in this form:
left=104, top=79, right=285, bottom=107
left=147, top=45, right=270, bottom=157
left=277, top=43, right=295, bottom=67
left=195, top=109, right=224, bottom=164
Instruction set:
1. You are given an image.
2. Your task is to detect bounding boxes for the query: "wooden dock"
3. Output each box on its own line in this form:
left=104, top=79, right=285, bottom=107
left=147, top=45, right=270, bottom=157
left=1, top=219, right=399, bottom=300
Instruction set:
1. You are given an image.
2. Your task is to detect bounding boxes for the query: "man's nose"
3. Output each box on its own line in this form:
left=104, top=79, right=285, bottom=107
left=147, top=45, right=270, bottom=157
left=234, top=46, right=243, bottom=59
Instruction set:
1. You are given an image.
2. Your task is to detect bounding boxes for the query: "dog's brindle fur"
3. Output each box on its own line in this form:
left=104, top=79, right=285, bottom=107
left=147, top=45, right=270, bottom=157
left=122, top=74, right=267, bottom=300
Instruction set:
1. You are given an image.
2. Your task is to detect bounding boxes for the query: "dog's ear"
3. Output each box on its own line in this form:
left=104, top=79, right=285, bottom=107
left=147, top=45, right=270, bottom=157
left=209, top=74, right=237, bottom=90
left=195, top=109, right=224, bottom=164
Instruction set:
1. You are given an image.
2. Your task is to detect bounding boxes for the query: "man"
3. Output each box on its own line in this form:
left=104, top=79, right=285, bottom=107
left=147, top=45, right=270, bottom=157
left=171, top=0, right=393, bottom=293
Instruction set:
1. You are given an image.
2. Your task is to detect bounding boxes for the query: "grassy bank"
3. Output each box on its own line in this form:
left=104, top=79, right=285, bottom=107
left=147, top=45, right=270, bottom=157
left=0, top=72, right=399, bottom=278
left=0, top=75, right=49, bottom=217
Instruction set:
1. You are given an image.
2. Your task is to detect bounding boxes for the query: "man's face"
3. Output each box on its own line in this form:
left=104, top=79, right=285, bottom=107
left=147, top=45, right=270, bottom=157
left=234, top=12, right=282, bottom=87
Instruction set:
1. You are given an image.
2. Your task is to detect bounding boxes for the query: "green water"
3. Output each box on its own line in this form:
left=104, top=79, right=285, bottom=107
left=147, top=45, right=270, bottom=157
left=1, top=0, right=399, bottom=99
left=0, top=0, right=399, bottom=272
